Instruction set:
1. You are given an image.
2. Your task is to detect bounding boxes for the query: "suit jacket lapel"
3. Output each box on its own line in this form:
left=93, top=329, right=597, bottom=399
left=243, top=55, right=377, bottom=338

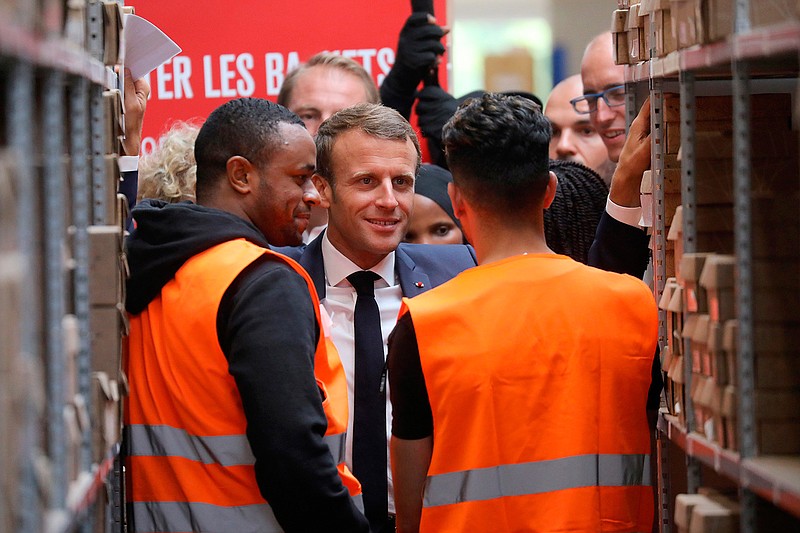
left=298, top=233, right=327, bottom=300
left=396, top=246, right=431, bottom=298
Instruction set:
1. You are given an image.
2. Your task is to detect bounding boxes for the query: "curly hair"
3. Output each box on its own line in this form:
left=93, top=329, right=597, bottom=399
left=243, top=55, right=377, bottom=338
left=544, top=159, right=609, bottom=264
left=137, top=121, right=200, bottom=203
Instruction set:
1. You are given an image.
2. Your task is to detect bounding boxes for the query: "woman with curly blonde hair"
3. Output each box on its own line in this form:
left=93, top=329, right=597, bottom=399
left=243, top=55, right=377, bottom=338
left=137, top=121, right=200, bottom=203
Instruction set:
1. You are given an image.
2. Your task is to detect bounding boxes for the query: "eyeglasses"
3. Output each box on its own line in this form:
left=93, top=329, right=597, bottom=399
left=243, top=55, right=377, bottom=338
left=569, top=85, right=626, bottom=114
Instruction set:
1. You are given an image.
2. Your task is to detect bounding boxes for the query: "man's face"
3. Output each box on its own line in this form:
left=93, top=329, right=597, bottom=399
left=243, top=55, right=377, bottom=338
left=580, top=35, right=627, bottom=162
left=545, top=76, right=610, bottom=173
left=285, top=66, right=371, bottom=136
left=316, top=129, right=418, bottom=269
left=249, top=122, right=318, bottom=246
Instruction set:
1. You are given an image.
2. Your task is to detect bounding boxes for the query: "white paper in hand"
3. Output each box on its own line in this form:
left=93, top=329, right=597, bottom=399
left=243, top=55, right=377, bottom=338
left=124, top=14, right=182, bottom=80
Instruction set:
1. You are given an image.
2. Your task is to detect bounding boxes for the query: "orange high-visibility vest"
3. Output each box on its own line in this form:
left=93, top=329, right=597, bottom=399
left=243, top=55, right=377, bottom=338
left=401, top=253, right=657, bottom=533
left=125, top=239, right=361, bottom=531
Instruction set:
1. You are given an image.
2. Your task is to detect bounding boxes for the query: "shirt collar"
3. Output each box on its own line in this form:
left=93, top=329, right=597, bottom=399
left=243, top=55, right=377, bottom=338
left=321, top=231, right=396, bottom=288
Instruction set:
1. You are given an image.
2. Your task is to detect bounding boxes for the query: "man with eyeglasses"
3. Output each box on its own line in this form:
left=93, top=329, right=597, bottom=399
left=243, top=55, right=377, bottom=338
left=580, top=32, right=629, bottom=163
left=580, top=31, right=652, bottom=279
left=581, top=33, right=663, bottom=533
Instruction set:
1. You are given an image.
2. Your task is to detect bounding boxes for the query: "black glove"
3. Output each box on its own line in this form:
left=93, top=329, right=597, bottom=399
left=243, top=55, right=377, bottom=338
left=414, top=85, right=458, bottom=142
left=395, top=12, right=446, bottom=79
left=381, top=12, right=446, bottom=118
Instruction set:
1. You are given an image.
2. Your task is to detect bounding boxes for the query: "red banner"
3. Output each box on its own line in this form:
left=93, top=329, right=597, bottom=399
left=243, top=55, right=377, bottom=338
left=130, top=0, right=448, bottom=155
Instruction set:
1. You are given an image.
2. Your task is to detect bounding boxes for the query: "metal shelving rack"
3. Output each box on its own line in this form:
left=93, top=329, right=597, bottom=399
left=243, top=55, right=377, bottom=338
left=1, top=2, right=125, bottom=531
left=624, top=1, right=800, bottom=531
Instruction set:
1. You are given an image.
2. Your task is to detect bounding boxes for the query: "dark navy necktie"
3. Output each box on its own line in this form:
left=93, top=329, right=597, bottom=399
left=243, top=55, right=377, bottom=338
left=346, top=271, right=388, bottom=529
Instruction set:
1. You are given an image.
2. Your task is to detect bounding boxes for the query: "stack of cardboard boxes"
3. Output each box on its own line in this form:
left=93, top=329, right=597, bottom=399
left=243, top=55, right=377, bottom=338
left=611, top=0, right=800, bottom=65
left=656, top=90, right=800, bottom=457
left=674, top=490, right=740, bottom=533
left=0, top=0, right=126, bottom=66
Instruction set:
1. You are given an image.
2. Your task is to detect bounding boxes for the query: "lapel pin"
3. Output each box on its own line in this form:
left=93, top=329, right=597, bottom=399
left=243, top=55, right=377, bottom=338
left=415, top=282, right=425, bottom=288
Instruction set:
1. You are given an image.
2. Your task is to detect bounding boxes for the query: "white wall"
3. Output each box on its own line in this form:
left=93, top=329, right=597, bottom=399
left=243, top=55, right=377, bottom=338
left=449, top=0, right=617, bottom=93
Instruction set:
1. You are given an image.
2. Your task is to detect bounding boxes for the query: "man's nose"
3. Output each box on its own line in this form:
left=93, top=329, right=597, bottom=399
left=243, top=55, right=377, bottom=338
left=375, top=179, right=399, bottom=209
left=302, top=180, right=321, bottom=206
left=555, top=130, right=577, bottom=158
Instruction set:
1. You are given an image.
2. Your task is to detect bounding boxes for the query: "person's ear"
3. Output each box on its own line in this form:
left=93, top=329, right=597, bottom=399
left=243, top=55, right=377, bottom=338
left=312, top=173, right=332, bottom=209
left=227, top=156, right=254, bottom=194
left=448, top=181, right=466, bottom=219
left=543, top=171, right=558, bottom=209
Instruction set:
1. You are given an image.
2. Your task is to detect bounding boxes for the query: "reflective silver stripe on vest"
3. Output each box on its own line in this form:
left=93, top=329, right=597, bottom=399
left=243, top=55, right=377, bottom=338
left=131, top=501, right=282, bottom=533
left=128, top=425, right=348, bottom=469
left=324, top=431, right=347, bottom=465
left=126, top=424, right=255, bottom=466
left=423, top=453, right=650, bottom=508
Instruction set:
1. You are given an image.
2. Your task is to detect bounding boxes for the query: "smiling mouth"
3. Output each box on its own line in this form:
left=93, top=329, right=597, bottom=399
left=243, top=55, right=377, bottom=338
left=602, top=130, right=625, bottom=141
left=367, top=218, right=399, bottom=227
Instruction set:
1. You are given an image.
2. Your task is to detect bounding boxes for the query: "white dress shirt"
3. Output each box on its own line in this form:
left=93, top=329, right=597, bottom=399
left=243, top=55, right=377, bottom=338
left=606, top=196, right=644, bottom=228
left=320, top=233, right=402, bottom=514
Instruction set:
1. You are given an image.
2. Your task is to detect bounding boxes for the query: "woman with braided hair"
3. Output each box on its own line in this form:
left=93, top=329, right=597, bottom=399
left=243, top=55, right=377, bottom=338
left=544, top=159, right=609, bottom=264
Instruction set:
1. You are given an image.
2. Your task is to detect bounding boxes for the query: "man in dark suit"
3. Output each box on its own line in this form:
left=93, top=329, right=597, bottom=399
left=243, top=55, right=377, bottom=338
left=276, top=102, right=475, bottom=533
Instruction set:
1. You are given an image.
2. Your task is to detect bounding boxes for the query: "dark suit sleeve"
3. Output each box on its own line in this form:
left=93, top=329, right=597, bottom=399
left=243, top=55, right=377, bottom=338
left=218, top=257, right=369, bottom=532
left=120, top=170, right=138, bottom=231
left=588, top=211, right=651, bottom=279
left=588, top=213, right=663, bottom=414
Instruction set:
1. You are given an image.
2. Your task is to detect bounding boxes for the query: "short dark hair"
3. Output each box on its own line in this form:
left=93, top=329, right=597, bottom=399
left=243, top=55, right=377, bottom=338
left=315, top=103, right=420, bottom=185
left=194, top=98, right=304, bottom=200
left=442, top=92, right=552, bottom=214
left=277, top=53, right=380, bottom=107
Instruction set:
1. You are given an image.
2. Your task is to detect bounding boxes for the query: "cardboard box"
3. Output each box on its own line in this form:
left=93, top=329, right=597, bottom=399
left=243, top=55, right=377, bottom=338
left=723, top=319, right=737, bottom=385
left=699, top=254, right=736, bottom=322
left=680, top=253, right=712, bottom=312
left=707, top=320, right=727, bottom=384
left=668, top=284, right=684, bottom=314
left=103, top=1, right=124, bottom=66
left=92, top=373, right=122, bottom=463
left=613, top=30, right=631, bottom=65
left=754, top=289, right=800, bottom=323
left=706, top=0, right=735, bottom=42
left=756, top=353, right=800, bottom=389
left=664, top=93, right=794, bottom=123
left=640, top=170, right=654, bottom=227
left=668, top=354, right=685, bottom=421
left=612, top=8, right=629, bottom=32
left=709, top=384, right=725, bottom=446
left=669, top=206, right=684, bottom=274
left=675, top=493, right=711, bottom=531
left=689, top=497, right=739, bottom=533
left=670, top=0, right=702, bottom=49
left=627, top=3, right=647, bottom=62
left=691, top=313, right=710, bottom=374
left=721, top=385, right=737, bottom=451
left=654, top=5, right=678, bottom=56
left=750, top=0, right=800, bottom=28
left=660, top=277, right=678, bottom=310
left=88, top=225, right=124, bottom=306
left=694, top=127, right=798, bottom=160
left=691, top=374, right=709, bottom=435
left=90, top=305, right=126, bottom=377
left=759, top=419, right=800, bottom=454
